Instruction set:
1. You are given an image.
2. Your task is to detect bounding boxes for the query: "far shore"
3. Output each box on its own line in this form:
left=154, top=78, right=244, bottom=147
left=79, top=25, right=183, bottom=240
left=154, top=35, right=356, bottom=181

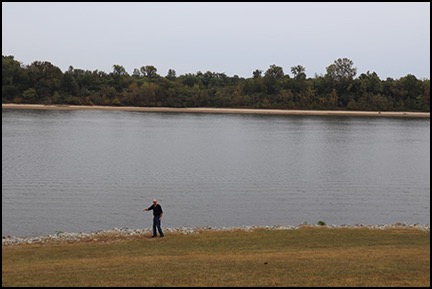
left=2, top=103, right=430, bottom=118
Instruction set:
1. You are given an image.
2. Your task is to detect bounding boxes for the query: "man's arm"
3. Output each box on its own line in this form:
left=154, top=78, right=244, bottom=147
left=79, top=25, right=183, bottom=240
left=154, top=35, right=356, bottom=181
left=143, top=205, right=153, bottom=211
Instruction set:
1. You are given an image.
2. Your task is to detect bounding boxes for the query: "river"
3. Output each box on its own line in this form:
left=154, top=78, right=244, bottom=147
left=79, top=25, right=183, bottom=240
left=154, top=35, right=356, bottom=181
left=2, top=109, right=430, bottom=237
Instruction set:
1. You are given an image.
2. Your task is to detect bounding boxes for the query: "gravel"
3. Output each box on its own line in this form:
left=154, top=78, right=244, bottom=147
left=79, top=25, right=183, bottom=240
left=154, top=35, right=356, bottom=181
left=2, top=223, right=429, bottom=246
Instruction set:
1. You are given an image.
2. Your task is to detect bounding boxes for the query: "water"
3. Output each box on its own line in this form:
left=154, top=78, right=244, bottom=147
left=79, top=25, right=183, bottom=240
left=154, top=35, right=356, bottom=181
left=2, top=109, right=430, bottom=237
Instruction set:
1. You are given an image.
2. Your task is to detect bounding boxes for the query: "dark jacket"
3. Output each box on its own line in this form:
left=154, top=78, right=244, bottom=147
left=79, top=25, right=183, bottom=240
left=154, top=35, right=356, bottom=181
left=147, top=204, right=163, bottom=217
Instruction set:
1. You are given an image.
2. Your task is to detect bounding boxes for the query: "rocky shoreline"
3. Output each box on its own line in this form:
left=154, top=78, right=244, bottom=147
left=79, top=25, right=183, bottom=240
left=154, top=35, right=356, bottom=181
left=2, top=223, right=429, bottom=246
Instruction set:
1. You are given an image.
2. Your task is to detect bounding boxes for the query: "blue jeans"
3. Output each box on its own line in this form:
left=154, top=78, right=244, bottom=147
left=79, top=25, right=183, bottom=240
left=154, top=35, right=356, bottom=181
left=153, top=216, right=164, bottom=237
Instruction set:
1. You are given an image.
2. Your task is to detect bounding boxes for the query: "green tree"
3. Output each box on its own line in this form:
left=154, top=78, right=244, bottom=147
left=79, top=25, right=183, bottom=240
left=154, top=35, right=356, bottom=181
left=421, top=79, right=430, bottom=111
left=2, top=55, right=27, bottom=102
left=358, top=71, right=382, bottom=94
left=60, top=66, right=79, bottom=99
left=264, top=64, right=284, bottom=79
left=2, top=54, right=430, bottom=112
left=26, top=61, right=63, bottom=101
left=264, top=64, right=284, bottom=95
left=166, top=69, right=177, bottom=80
left=132, top=68, right=141, bottom=78
left=110, top=64, right=131, bottom=93
left=325, top=58, right=357, bottom=107
left=396, top=74, right=424, bottom=111
left=140, top=65, right=159, bottom=79
left=326, top=58, right=357, bottom=81
left=252, top=69, right=263, bottom=79
left=21, top=88, right=37, bottom=103
left=290, top=65, right=306, bottom=80
left=112, top=64, right=128, bottom=77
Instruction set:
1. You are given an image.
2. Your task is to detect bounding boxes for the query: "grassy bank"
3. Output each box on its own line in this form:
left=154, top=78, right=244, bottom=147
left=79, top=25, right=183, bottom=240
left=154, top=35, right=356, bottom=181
left=2, top=227, right=430, bottom=287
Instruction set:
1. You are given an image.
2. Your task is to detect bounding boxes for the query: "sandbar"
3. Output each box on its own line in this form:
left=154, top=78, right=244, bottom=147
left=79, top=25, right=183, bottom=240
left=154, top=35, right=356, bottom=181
left=2, top=103, right=430, bottom=118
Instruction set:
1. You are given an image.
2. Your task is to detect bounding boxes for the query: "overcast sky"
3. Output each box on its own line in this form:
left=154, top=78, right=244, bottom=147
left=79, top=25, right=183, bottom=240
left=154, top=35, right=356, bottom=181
left=2, top=2, right=430, bottom=80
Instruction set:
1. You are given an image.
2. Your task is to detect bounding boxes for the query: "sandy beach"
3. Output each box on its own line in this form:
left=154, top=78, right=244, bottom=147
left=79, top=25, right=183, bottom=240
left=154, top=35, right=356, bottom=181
left=2, top=103, right=430, bottom=118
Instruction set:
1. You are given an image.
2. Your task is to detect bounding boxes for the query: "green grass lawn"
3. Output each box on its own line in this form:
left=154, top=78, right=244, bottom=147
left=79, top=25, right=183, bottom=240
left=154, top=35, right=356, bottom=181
left=2, top=227, right=430, bottom=287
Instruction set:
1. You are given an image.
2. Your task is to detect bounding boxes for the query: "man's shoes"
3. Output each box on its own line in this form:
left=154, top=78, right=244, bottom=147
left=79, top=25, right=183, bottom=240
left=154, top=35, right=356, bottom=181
left=160, top=235, right=164, bottom=238
left=151, top=236, right=157, bottom=238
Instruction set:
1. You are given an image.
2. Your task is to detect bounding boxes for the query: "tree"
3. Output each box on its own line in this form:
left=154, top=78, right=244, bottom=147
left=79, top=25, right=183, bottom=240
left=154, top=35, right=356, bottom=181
left=2, top=55, right=27, bottom=101
left=26, top=61, right=63, bottom=100
left=132, top=68, right=141, bottom=78
left=112, top=65, right=127, bottom=76
left=325, top=58, right=357, bottom=81
left=252, top=69, right=262, bottom=79
left=421, top=79, right=430, bottom=111
left=263, top=64, right=284, bottom=95
left=397, top=74, right=424, bottom=110
left=166, top=69, right=177, bottom=80
left=3, top=54, right=430, bottom=112
left=264, top=64, right=284, bottom=79
left=290, top=65, right=306, bottom=80
left=357, top=71, right=382, bottom=95
left=140, top=65, right=159, bottom=79
left=60, top=70, right=79, bottom=97
left=110, top=65, right=130, bottom=93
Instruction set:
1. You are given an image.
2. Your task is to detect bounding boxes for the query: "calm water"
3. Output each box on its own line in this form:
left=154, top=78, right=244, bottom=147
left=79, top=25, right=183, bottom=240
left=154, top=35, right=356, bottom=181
left=2, top=109, right=430, bottom=237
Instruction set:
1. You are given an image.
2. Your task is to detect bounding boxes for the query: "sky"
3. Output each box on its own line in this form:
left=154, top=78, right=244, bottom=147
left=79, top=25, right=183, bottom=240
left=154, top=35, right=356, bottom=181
left=2, top=2, right=430, bottom=80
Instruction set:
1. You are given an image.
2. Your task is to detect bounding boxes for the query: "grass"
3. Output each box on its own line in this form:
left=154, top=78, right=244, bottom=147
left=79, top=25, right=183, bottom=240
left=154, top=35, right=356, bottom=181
left=2, top=227, right=430, bottom=287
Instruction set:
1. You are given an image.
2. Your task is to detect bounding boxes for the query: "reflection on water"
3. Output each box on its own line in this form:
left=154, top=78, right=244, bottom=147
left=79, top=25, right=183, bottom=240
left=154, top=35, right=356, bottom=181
left=2, top=109, right=430, bottom=237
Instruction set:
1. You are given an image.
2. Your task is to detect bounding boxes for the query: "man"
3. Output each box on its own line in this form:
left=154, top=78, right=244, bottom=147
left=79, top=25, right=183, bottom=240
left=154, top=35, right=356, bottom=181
left=144, top=199, right=164, bottom=237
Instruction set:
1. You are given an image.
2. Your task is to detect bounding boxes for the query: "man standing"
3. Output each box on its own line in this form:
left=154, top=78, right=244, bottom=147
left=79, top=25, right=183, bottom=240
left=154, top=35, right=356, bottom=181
left=144, top=199, right=164, bottom=237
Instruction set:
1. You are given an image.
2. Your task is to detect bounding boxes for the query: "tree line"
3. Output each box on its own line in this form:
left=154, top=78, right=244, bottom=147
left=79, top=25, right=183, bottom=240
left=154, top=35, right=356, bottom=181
left=2, top=55, right=430, bottom=112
